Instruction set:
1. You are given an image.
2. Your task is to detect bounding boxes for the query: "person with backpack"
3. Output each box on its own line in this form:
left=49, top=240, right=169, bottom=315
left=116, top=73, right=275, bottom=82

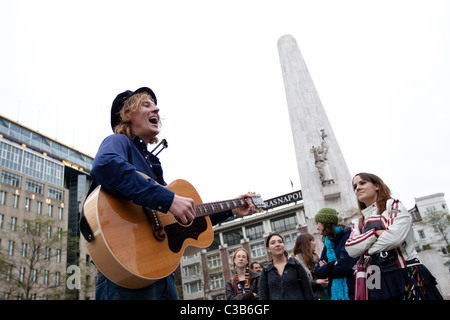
left=346, top=172, right=443, bottom=300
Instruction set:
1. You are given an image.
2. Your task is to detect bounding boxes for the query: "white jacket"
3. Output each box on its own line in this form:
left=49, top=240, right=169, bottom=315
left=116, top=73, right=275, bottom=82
left=345, top=199, right=419, bottom=268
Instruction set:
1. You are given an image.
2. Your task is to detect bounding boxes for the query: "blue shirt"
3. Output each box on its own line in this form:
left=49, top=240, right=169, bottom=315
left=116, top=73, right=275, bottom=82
left=90, top=134, right=175, bottom=213
left=89, top=134, right=233, bottom=224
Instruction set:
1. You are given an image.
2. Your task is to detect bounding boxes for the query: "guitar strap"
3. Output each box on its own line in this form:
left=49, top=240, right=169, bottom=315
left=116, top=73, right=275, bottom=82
left=79, top=178, right=98, bottom=242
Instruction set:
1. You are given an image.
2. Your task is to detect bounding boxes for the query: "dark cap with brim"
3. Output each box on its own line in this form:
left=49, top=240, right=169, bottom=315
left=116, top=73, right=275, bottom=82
left=110, top=87, right=157, bottom=131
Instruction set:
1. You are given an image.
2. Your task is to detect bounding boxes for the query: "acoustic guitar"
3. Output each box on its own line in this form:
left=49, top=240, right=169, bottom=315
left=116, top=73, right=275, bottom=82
left=83, top=177, right=266, bottom=289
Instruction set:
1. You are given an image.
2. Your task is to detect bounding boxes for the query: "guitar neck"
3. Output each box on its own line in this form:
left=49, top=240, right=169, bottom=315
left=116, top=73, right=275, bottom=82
left=195, top=199, right=249, bottom=217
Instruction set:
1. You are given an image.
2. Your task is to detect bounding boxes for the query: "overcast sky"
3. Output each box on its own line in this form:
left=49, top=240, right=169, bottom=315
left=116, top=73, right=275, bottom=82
left=1, top=0, right=449, bottom=211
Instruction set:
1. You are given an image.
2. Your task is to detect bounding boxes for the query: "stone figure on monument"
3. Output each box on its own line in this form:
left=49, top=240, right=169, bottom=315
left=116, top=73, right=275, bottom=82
left=310, top=129, right=334, bottom=186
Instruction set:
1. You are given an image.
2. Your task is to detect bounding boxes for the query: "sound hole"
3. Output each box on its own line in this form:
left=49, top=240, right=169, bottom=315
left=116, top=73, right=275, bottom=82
left=164, top=217, right=207, bottom=253
left=173, top=216, right=193, bottom=226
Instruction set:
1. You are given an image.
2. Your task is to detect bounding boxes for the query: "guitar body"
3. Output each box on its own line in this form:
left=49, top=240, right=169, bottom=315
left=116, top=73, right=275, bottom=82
left=83, top=179, right=213, bottom=289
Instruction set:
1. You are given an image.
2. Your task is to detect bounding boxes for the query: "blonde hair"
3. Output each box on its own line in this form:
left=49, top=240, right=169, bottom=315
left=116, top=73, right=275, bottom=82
left=113, top=92, right=160, bottom=144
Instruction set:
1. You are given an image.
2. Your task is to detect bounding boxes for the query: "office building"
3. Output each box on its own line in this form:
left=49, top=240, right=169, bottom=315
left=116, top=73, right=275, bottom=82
left=0, top=115, right=96, bottom=299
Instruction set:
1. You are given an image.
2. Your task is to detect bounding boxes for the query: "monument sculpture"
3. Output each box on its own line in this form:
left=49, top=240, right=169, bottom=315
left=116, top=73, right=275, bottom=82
left=310, top=129, right=335, bottom=186
left=277, top=34, right=358, bottom=231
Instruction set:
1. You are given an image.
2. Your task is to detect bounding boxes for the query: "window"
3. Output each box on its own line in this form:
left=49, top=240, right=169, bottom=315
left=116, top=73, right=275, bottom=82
left=57, top=227, right=62, bottom=240
left=12, top=194, right=19, bottom=208
left=209, top=274, right=224, bottom=290
left=250, top=241, right=266, bottom=258
left=36, top=201, right=42, bottom=214
left=22, top=220, right=29, bottom=233
left=19, top=267, right=25, bottom=282
left=7, top=240, right=14, bottom=256
left=246, top=223, right=264, bottom=240
left=271, top=214, right=297, bottom=233
left=207, top=253, right=221, bottom=269
left=56, top=249, right=61, bottom=263
left=21, top=243, right=27, bottom=257
left=26, top=179, right=43, bottom=194
left=0, top=142, right=22, bottom=172
left=184, top=281, right=202, bottom=294
left=23, top=152, right=44, bottom=180
left=183, top=263, right=200, bottom=277
left=35, top=222, right=40, bottom=236
left=223, top=228, right=243, bottom=246
left=2, top=171, right=21, bottom=187
left=0, top=191, right=5, bottom=205
left=5, top=266, right=12, bottom=281
left=47, top=204, right=53, bottom=217
left=284, top=233, right=298, bottom=250
left=48, top=187, right=63, bottom=200
left=43, top=160, right=63, bottom=186
left=10, top=217, right=17, bottom=231
left=31, top=269, right=37, bottom=283
left=25, top=198, right=31, bottom=211
left=43, top=270, right=49, bottom=285
left=418, top=230, right=426, bottom=239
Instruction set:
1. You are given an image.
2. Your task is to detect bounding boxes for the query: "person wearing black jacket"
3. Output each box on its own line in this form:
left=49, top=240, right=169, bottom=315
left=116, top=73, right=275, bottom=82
left=258, top=233, right=314, bottom=300
left=226, top=248, right=260, bottom=300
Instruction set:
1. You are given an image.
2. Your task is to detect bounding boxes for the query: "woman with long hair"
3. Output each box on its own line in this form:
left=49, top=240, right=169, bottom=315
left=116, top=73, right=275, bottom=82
left=293, top=233, right=328, bottom=300
left=258, top=233, right=314, bottom=300
left=346, top=172, right=443, bottom=300
left=225, top=248, right=260, bottom=300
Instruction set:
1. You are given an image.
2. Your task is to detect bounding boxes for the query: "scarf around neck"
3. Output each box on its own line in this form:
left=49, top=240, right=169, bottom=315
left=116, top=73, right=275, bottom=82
left=324, top=226, right=349, bottom=300
left=233, top=271, right=251, bottom=296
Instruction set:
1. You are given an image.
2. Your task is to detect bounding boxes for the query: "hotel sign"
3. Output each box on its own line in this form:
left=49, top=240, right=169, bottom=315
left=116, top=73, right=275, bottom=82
left=264, top=190, right=302, bottom=210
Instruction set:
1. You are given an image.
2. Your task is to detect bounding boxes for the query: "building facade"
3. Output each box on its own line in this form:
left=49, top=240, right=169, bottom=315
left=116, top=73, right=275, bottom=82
left=0, top=115, right=96, bottom=299
left=410, top=193, right=450, bottom=298
left=411, top=193, right=449, bottom=254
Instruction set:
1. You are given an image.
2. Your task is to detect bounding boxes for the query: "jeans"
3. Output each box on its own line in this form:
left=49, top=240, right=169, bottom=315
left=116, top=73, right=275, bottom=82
left=95, top=272, right=179, bottom=300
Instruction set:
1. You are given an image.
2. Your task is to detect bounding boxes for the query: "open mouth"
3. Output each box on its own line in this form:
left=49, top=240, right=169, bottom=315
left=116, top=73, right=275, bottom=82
left=149, top=116, right=159, bottom=125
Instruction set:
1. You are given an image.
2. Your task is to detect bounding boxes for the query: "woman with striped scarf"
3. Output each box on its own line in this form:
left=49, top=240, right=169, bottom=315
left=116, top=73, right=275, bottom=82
left=225, top=248, right=260, bottom=300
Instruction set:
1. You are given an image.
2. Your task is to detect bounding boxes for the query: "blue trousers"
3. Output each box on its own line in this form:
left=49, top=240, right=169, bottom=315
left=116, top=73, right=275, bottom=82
left=95, top=272, right=179, bottom=300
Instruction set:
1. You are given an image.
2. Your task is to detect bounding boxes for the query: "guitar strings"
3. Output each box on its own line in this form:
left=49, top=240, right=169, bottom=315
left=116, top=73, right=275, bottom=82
left=155, top=198, right=249, bottom=225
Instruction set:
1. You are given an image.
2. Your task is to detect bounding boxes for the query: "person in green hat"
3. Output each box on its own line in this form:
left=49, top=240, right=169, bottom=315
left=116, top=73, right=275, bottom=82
left=313, top=208, right=358, bottom=300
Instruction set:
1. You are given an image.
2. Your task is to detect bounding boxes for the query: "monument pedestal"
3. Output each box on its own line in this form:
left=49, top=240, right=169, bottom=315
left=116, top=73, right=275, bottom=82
left=323, top=183, right=340, bottom=200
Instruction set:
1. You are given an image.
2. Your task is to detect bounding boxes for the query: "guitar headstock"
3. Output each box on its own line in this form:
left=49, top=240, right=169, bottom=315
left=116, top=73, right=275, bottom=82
left=248, top=192, right=266, bottom=212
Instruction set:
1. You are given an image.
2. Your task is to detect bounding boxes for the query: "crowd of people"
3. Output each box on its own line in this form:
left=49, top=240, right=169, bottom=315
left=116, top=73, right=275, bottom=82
left=84, top=86, right=444, bottom=300
left=225, top=173, right=444, bottom=300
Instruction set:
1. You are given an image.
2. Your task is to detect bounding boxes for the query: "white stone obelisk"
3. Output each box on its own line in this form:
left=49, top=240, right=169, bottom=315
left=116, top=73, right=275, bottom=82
left=277, top=34, right=358, bottom=229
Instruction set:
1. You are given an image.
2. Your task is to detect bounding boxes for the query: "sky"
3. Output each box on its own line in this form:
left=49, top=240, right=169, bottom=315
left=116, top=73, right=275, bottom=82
left=1, top=0, right=449, bottom=211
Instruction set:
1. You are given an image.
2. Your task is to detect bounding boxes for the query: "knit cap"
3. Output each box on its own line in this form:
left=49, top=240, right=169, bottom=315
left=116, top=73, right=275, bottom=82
left=314, top=207, right=339, bottom=224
